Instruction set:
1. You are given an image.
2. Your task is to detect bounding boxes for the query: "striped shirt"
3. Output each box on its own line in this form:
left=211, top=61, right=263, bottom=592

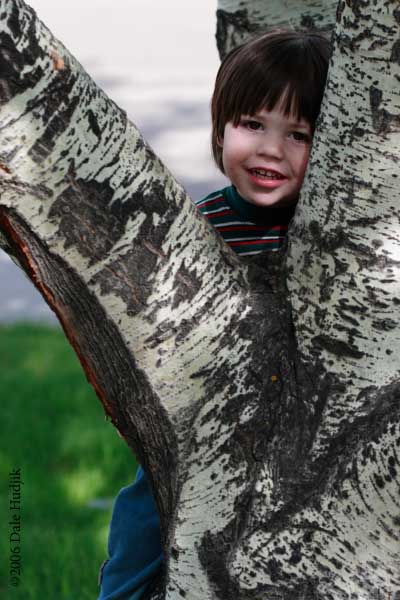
left=196, top=185, right=295, bottom=256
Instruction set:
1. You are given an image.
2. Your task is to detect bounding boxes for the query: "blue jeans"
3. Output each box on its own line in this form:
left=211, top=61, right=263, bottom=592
left=98, top=467, right=163, bottom=600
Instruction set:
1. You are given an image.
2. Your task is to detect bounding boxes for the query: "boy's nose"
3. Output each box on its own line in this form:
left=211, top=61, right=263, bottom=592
left=256, top=134, right=284, bottom=160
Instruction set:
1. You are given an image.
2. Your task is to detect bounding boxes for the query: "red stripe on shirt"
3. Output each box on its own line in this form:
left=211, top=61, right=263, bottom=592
left=228, top=238, right=284, bottom=246
left=196, top=196, right=225, bottom=208
left=205, top=209, right=236, bottom=218
left=216, top=224, right=288, bottom=232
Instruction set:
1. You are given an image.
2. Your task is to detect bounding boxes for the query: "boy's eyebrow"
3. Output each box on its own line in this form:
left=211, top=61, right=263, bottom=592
left=246, top=112, right=311, bottom=129
left=287, top=121, right=311, bottom=129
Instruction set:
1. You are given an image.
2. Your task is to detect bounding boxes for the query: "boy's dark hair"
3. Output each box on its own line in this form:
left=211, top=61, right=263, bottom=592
left=211, top=29, right=331, bottom=173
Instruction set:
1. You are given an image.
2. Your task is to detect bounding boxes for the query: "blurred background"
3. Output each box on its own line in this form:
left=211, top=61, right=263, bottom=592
left=0, top=2, right=225, bottom=598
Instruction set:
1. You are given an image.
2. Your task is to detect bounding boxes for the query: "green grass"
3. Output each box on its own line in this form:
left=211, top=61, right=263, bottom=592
left=0, top=323, right=138, bottom=599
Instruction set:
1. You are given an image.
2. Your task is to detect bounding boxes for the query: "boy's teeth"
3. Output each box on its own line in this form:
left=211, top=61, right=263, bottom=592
left=251, top=168, right=283, bottom=179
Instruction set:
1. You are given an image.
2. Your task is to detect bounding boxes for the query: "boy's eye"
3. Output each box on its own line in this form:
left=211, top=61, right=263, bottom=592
left=291, top=131, right=311, bottom=143
left=241, top=119, right=263, bottom=131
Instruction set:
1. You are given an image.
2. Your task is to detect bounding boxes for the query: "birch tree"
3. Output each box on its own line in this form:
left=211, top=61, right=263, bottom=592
left=0, top=0, right=399, bottom=599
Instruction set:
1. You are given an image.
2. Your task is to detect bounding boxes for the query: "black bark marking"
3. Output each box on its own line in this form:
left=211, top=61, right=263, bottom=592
left=337, top=298, right=368, bottom=327
left=308, top=221, right=347, bottom=254
left=49, top=166, right=124, bottom=264
left=351, top=124, right=366, bottom=138
left=0, top=3, right=83, bottom=162
left=313, top=334, right=364, bottom=359
left=7, top=2, right=24, bottom=39
left=390, top=39, right=400, bottom=65
left=91, top=137, right=128, bottom=181
left=346, top=0, right=371, bottom=21
left=171, top=263, right=203, bottom=310
left=0, top=20, right=44, bottom=105
left=87, top=109, right=101, bottom=138
left=50, top=172, right=175, bottom=317
left=300, top=15, right=316, bottom=30
left=0, top=169, right=53, bottom=204
left=29, top=91, right=80, bottom=162
left=369, top=86, right=400, bottom=135
left=372, top=318, right=397, bottom=331
left=49, top=169, right=173, bottom=264
left=215, top=9, right=260, bottom=59
left=336, top=0, right=346, bottom=23
left=305, top=213, right=398, bottom=308
left=88, top=186, right=212, bottom=318
left=94, top=245, right=160, bottom=315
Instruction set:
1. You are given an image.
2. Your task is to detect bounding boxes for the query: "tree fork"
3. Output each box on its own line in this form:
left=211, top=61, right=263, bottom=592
left=0, top=0, right=400, bottom=598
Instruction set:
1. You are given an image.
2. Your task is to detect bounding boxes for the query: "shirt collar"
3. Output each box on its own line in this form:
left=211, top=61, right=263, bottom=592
left=225, top=185, right=296, bottom=225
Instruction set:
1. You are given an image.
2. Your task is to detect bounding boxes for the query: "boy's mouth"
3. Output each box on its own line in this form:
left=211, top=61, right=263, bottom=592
left=248, top=168, right=285, bottom=180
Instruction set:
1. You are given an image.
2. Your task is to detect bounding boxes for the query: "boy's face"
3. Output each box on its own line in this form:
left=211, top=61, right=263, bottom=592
left=219, top=103, right=312, bottom=208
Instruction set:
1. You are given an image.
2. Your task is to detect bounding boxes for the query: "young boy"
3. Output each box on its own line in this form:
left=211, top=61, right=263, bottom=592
left=99, top=28, right=330, bottom=600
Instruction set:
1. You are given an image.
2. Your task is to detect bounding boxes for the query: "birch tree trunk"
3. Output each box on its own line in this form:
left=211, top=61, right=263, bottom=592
left=216, top=0, right=338, bottom=57
left=0, top=1, right=399, bottom=599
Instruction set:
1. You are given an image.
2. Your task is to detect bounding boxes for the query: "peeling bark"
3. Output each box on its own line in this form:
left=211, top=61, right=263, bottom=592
left=0, top=0, right=399, bottom=598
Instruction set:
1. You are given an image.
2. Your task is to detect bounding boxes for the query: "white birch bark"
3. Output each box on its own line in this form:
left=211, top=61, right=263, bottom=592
left=216, top=0, right=338, bottom=57
left=0, top=0, right=399, bottom=599
left=278, top=0, right=400, bottom=597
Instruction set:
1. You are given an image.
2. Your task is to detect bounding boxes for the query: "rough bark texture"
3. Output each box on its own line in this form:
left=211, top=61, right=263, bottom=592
left=0, top=0, right=399, bottom=599
left=216, top=0, right=338, bottom=58
left=281, top=4, right=400, bottom=594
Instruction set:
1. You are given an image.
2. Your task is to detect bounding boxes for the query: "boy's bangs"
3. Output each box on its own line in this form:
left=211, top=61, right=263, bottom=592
left=229, top=50, right=324, bottom=127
